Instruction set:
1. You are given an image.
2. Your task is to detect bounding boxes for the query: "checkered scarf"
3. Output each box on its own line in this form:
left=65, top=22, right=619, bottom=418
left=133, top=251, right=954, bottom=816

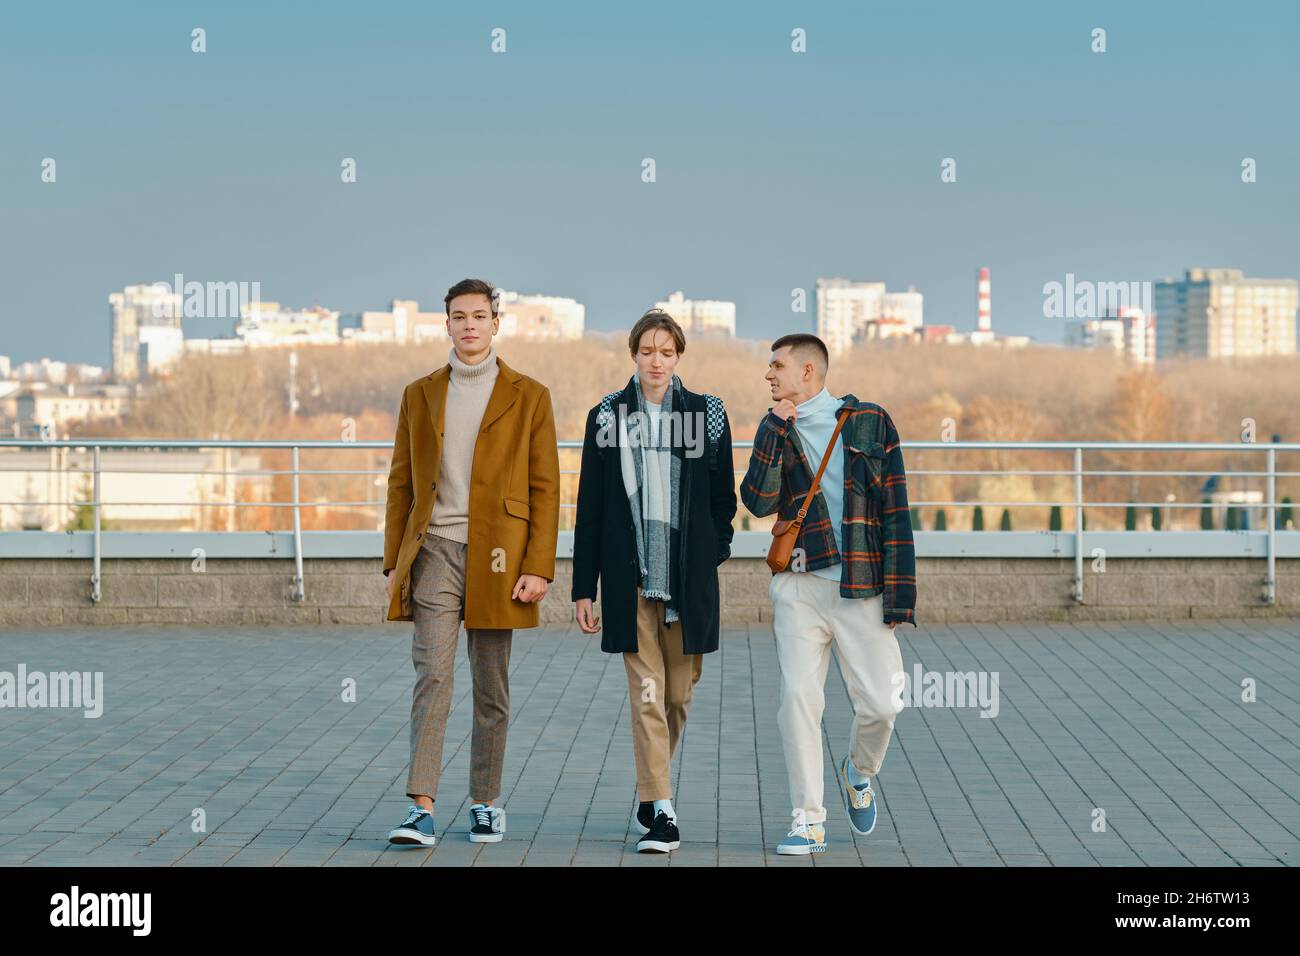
left=618, top=373, right=683, bottom=623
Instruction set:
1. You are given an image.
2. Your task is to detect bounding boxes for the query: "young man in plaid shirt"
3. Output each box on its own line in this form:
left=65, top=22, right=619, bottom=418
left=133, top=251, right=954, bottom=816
left=741, top=333, right=917, bottom=855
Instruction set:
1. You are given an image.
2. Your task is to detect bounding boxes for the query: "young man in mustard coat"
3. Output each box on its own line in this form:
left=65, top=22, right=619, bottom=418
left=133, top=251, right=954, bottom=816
left=382, top=278, right=560, bottom=848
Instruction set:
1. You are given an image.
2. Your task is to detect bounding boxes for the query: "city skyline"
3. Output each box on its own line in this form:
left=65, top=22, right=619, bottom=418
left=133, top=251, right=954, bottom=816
left=3, top=1, right=1298, bottom=367
left=6, top=258, right=1300, bottom=377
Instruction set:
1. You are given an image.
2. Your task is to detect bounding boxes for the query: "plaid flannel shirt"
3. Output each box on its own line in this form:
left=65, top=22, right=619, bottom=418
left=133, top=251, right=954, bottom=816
left=741, top=394, right=917, bottom=626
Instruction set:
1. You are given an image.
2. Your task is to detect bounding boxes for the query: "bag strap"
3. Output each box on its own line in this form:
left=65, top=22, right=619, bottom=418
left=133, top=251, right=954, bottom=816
left=791, top=407, right=852, bottom=527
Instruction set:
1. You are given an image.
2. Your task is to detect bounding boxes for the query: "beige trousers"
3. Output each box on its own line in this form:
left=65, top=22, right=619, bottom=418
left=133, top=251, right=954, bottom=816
left=622, top=588, right=704, bottom=802
left=770, top=571, right=905, bottom=825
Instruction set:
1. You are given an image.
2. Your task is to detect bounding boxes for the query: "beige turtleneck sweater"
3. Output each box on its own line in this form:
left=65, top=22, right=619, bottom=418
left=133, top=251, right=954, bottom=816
left=428, top=345, right=500, bottom=544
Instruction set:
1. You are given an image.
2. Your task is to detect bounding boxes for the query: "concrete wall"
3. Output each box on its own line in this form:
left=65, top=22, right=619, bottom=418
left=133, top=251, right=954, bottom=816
left=2, top=556, right=1299, bottom=628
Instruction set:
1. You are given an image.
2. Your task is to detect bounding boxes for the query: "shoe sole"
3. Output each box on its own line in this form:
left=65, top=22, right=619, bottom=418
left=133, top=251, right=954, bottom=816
left=839, top=759, right=878, bottom=836
left=776, top=842, right=827, bottom=855
left=388, top=829, right=437, bottom=847
left=468, top=832, right=504, bottom=843
left=637, top=839, right=680, bottom=853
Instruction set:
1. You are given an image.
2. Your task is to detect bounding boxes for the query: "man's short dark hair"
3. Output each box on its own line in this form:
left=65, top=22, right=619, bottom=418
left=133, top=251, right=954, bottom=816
left=771, top=333, right=829, bottom=372
left=628, top=308, right=686, bottom=356
left=444, top=278, right=498, bottom=318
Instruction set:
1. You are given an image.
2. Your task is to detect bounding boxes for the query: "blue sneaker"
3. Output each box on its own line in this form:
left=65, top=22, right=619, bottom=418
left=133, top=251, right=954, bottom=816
left=839, top=756, right=878, bottom=835
left=387, top=805, right=437, bottom=846
left=776, top=809, right=827, bottom=855
left=468, top=803, right=505, bottom=843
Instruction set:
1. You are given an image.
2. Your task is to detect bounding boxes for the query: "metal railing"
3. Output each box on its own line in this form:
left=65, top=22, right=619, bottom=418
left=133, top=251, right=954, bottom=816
left=2, top=437, right=1297, bottom=608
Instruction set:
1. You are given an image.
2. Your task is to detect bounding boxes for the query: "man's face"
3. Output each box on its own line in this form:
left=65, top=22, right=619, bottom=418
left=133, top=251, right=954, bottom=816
left=634, top=327, right=680, bottom=389
left=446, top=293, right=497, bottom=355
left=765, top=345, right=806, bottom=401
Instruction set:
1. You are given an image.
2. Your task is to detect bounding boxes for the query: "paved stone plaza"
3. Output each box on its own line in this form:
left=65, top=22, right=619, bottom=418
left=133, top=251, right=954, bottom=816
left=1, top=618, right=1296, bottom=866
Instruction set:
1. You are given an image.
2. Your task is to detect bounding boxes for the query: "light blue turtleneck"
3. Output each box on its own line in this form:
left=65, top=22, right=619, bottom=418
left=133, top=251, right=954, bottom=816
left=791, top=386, right=845, bottom=582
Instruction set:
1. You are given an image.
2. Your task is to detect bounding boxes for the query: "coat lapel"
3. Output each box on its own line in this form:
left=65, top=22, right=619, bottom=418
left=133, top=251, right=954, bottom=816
left=420, top=366, right=451, bottom=463
left=480, top=356, right=523, bottom=432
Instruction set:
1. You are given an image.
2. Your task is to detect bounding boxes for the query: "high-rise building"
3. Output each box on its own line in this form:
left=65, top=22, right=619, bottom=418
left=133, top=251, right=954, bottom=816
left=109, top=284, right=182, bottom=382
left=816, top=278, right=885, bottom=355
left=654, top=291, right=736, bottom=338
left=345, top=292, right=585, bottom=344
left=1064, top=306, right=1155, bottom=364
left=349, top=300, right=448, bottom=344
left=1154, top=267, right=1298, bottom=359
left=138, top=326, right=186, bottom=376
left=882, top=287, right=924, bottom=332
left=496, top=291, right=585, bottom=340
left=14, top=382, right=133, bottom=439
left=235, top=302, right=340, bottom=346
left=390, top=299, right=449, bottom=343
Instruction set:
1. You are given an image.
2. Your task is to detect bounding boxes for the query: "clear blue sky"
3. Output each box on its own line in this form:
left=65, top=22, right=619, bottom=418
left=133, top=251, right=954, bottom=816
left=2, top=0, right=1298, bottom=366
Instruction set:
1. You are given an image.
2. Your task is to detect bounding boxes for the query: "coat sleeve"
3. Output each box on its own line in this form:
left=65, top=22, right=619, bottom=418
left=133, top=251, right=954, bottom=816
left=571, top=405, right=603, bottom=602
left=382, top=386, right=413, bottom=575
left=880, top=406, right=917, bottom=627
left=519, top=386, right=560, bottom=582
left=710, top=402, right=738, bottom=564
left=740, top=409, right=792, bottom=517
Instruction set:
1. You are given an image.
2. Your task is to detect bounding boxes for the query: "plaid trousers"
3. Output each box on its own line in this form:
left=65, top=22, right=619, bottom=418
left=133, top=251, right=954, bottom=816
left=405, top=532, right=513, bottom=802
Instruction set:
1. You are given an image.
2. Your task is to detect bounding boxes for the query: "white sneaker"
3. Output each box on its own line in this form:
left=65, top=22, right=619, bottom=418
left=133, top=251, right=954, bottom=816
left=776, top=809, right=827, bottom=855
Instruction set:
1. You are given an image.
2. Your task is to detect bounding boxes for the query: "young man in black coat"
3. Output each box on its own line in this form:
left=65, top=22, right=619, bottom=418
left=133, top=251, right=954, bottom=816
left=572, top=309, right=737, bottom=853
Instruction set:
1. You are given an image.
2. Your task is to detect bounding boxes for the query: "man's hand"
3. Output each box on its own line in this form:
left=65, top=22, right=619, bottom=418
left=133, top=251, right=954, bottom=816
left=575, top=598, right=601, bottom=633
left=385, top=570, right=393, bottom=602
left=512, top=574, right=548, bottom=603
left=887, top=621, right=898, bottom=630
left=772, top=399, right=798, bottom=422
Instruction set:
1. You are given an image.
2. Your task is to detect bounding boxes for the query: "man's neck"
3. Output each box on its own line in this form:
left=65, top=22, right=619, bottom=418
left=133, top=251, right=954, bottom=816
left=454, top=345, right=491, bottom=366
left=640, top=375, right=670, bottom=405
left=789, top=384, right=824, bottom=407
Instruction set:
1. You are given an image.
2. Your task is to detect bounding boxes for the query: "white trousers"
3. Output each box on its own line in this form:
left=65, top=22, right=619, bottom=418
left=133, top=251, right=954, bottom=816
left=770, top=571, right=905, bottom=824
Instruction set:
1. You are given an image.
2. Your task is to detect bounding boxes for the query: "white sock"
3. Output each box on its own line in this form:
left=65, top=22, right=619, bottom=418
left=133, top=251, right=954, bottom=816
left=653, top=798, right=675, bottom=822
left=847, top=757, right=871, bottom=787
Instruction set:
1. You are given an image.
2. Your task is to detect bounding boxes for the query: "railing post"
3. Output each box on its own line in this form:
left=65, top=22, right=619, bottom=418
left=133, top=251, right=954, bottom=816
left=91, top=445, right=102, bottom=603
left=291, top=445, right=305, bottom=602
left=1073, top=445, right=1084, bottom=603
left=1265, top=445, right=1276, bottom=605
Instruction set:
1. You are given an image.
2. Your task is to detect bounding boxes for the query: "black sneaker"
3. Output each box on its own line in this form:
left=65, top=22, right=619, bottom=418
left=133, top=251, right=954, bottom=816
left=636, top=810, right=681, bottom=853
left=467, top=802, right=505, bottom=843
left=633, top=801, right=654, bottom=835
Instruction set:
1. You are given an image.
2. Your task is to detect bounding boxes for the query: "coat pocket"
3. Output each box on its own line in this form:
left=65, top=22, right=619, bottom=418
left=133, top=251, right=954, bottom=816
left=847, top=440, right=886, bottom=498
left=503, top=496, right=530, bottom=520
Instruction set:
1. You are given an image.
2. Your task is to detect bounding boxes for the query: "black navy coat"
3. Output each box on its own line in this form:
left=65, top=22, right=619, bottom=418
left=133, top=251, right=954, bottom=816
left=571, top=378, right=737, bottom=654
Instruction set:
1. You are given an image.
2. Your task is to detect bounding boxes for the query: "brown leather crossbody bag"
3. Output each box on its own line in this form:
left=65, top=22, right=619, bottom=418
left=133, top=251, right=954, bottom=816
left=765, top=408, right=851, bottom=574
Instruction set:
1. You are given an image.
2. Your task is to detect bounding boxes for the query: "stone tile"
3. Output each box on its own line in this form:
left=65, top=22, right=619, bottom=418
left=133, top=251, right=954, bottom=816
left=0, top=618, right=1294, bottom=869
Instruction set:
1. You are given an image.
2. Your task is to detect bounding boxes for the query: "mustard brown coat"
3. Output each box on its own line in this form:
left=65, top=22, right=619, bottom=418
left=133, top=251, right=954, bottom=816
left=382, top=356, right=560, bottom=627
